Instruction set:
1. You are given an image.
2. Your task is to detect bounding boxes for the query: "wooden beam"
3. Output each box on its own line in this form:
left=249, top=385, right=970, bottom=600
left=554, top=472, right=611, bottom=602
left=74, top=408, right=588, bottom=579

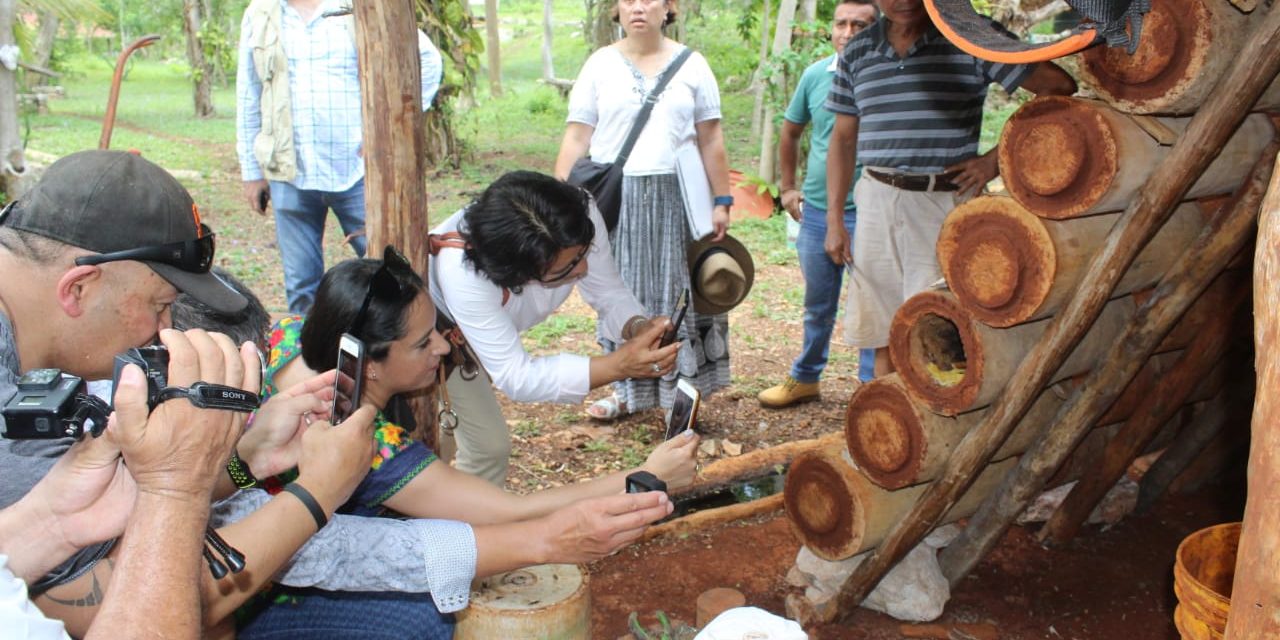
left=937, top=144, right=1274, bottom=585
left=352, top=0, right=434, bottom=442
left=1224, top=148, right=1280, bottom=639
left=803, top=6, right=1280, bottom=622
left=1034, top=274, right=1246, bottom=546
left=1134, top=387, right=1239, bottom=514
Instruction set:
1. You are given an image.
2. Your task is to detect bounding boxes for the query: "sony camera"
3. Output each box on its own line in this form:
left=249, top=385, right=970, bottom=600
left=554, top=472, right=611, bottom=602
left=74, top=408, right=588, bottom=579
left=112, top=345, right=170, bottom=411
left=0, top=368, right=97, bottom=439
left=113, top=344, right=260, bottom=413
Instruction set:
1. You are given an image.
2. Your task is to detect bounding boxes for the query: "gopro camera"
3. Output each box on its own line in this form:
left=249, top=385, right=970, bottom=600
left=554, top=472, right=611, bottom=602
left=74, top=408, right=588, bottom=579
left=625, top=470, right=668, bottom=494
left=112, top=345, right=170, bottom=411
left=1, top=368, right=101, bottom=439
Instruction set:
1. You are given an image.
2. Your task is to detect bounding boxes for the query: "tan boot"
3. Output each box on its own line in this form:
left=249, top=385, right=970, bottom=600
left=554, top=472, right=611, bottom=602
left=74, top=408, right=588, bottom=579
left=757, top=376, right=821, bottom=408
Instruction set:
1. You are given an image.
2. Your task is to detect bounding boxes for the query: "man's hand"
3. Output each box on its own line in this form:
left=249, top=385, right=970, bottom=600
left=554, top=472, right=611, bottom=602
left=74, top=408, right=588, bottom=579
left=110, top=329, right=259, bottom=500
left=781, top=189, right=803, bottom=221
left=824, top=225, right=852, bottom=265
left=945, top=151, right=1000, bottom=198
left=294, top=405, right=378, bottom=517
left=640, top=429, right=700, bottom=490
left=243, top=180, right=270, bottom=215
left=237, top=370, right=337, bottom=478
left=25, top=433, right=136, bottom=556
left=536, top=492, right=673, bottom=564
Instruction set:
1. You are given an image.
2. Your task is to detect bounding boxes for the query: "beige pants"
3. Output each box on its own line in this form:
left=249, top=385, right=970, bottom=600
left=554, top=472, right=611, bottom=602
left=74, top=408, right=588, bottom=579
left=436, top=367, right=510, bottom=487
left=843, top=175, right=961, bottom=349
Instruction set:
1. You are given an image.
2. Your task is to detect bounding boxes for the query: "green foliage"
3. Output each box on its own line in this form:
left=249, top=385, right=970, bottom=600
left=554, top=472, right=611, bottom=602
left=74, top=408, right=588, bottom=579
left=524, top=314, right=596, bottom=350
left=737, top=171, right=780, bottom=199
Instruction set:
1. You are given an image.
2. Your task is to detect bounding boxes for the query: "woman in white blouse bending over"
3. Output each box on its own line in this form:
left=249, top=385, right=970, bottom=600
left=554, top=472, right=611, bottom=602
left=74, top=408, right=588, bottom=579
left=554, top=0, right=733, bottom=422
left=430, top=171, right=683, bottom=486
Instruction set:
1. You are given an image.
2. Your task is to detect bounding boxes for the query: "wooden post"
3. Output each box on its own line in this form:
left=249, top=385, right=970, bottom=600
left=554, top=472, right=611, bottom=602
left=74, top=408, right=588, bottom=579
left=1035, top=276, right=1247, bottom=546
left=936, top=144, right=1275, bottom=586
left=805, top=7, right=1280, bottom=621
left=1134, top=387, right=1239, bottom=514
left=1224, top=149, right=1280, bottom=639
left=352, top=0, right=434, bottom=440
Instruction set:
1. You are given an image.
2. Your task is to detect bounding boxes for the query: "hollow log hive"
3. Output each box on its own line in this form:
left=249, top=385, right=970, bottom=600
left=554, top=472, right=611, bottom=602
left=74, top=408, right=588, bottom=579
left=784, top=0, right=1272, bottom=622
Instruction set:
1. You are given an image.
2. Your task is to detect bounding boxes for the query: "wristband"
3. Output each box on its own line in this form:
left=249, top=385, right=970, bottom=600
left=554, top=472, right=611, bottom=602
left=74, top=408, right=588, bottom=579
left=155, top=382, right=261, bottom=412
left=623, top=316, right=647, bottom=340
left=225, top=451, right=259, bottom=489
left=283, top=483, right=328, bottom=531
left=713, top=195, right=734, bottom=208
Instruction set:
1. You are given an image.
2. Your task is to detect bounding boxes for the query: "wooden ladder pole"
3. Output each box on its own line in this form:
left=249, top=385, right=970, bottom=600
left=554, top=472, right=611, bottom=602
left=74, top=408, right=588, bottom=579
left=938, top=144, right=1274, bottom=584
left=803, top=5, right=1280, bottom=623
left=1134, top=385, right=1240, bottom=514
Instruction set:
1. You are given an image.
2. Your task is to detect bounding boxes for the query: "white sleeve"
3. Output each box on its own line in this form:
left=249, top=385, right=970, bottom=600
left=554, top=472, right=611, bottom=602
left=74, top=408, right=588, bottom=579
left=0, top=557, right=71, bottom=640
left=440, top=258, right=591, bottom=403
left=576, top=202, right=646, bottom=340
left=209, top=490, right=477, bottom=612
left=566, top=53, right=599, bottom=126
left=690, top=52, right=722, bottom=124
left=418, top=31, right=444, bottom=110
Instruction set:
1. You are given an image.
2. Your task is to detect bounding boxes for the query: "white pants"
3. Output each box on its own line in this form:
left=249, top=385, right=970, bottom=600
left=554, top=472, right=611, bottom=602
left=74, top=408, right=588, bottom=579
left=436, top=368, right=510, bottom=487
left=843, top=176, right=960, bottom=349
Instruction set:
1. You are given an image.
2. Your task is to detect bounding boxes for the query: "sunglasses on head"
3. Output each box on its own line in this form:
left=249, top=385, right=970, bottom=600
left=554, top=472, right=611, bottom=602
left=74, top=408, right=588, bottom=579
left=350, top=245, right=413, bottom=339
left=74, top=224, right=216, bottom=273
left=538, top=242, right=591, bottom=285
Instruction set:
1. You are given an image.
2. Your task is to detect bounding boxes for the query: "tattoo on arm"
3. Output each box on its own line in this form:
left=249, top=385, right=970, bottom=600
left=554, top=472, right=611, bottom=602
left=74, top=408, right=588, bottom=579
left=45, top=558, right=114, bottom=608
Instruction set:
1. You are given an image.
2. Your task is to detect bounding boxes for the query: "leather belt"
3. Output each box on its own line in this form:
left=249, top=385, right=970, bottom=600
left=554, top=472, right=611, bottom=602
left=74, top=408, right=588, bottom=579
left=865, top=168, right=960, bottom=192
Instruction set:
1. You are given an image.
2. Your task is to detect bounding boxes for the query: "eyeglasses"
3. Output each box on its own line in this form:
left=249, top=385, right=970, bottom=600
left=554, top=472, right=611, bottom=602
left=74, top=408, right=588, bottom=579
left=538, top=243, right=590, bottom=285
left=74, top=224, right=216, bottom=273
left=350, top=245, right=412, bottom=339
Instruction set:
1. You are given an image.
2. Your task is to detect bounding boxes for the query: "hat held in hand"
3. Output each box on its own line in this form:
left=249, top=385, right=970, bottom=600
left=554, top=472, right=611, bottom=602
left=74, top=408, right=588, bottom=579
left=688, top=235, right=754, bottom=315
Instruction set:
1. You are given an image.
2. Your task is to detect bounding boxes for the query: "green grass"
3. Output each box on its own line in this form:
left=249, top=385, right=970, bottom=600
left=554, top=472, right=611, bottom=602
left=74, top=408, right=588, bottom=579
left=523, top=313, right=597, bottom=349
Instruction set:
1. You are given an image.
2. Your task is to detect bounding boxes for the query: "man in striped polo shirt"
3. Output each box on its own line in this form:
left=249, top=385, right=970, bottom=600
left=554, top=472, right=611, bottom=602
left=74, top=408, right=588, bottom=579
left=823, top=0, right=1076, bottom=376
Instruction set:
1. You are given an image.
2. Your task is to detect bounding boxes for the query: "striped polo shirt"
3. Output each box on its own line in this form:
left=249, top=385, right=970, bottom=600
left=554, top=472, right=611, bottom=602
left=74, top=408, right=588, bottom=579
left=825, top=20, right=1033, bottom=174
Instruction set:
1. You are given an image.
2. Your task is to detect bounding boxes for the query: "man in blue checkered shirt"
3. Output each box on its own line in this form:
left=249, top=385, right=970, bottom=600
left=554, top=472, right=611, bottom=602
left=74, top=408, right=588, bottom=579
left=236, top=0, right=443, bottom=314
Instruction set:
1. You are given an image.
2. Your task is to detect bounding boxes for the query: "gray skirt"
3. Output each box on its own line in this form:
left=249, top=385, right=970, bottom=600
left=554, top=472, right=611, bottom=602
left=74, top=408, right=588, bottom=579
left=598, top=173, right=731, bottom=412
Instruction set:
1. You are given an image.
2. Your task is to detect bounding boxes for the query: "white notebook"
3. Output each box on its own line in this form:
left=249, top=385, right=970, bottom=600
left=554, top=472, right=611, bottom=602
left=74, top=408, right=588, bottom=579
left=675, top=143, right=715, bottom=241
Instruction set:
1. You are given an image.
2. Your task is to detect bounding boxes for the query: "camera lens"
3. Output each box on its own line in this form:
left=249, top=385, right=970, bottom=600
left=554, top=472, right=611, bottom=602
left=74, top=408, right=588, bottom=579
left=35, top=417, right=51, bottom=433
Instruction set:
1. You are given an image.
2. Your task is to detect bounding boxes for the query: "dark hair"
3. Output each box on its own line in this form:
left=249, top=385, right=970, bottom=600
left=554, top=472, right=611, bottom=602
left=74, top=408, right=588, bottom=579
left=839, top=0, right=880, bottom=18
left=299, top=257, right=426, bottom=372
left=611, top=0, right=678, bottom=27
left=171, top=266, right=270, bottom=349
left=461, top=171, right=594, bottom=293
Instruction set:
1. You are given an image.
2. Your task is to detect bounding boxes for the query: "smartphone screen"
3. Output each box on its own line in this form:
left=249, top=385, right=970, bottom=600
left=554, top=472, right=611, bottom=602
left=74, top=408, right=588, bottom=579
left=331, top=334, right=365, bottom=424
left=659, top=289, right=690, bottom=348
left=666, top=379, right=700, bottom=439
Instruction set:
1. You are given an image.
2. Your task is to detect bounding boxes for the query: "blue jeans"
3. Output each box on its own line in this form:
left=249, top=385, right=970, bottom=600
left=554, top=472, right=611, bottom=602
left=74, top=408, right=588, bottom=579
left=237, top=588, right=456, bottom=640
left=269, top=178, right=369, bottom=314
left=792, top=201, right=876, bottom=383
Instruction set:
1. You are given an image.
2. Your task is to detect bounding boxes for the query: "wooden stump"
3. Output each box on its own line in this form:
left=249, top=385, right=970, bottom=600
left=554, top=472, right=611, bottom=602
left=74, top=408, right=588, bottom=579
left=1077, top=0, right=1280, bottom=114
left=454, top=564, right=591, bottom=640
left=998, top=96, right=1274, bottom=218
left=938, top=196, right=1212, bottom=326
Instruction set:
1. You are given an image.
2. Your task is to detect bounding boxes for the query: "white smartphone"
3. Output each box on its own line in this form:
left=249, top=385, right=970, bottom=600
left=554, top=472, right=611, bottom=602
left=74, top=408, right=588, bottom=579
left=331, top=333, right=366, bottom=424
left=665, top=378, right=701, bottom=440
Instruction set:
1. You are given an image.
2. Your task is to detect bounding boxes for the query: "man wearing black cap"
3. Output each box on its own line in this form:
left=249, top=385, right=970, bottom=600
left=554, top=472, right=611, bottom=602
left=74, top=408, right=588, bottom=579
left=0, top=150, right=379, bottom=637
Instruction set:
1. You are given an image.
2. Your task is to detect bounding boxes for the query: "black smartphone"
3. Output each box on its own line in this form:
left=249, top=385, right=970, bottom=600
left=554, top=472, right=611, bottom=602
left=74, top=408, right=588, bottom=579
left=665, top=378, right=701, bottom=440
left=659, top=289, right=689, bottom=348
left=331, top=333, right=365, bottom=424
left=258, top=189, right=270, bottom=212
left=625, top=470, right=668, bottom=494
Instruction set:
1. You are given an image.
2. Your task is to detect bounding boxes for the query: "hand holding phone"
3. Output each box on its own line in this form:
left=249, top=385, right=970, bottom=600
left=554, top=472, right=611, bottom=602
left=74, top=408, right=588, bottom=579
left=659, top=289, right=689, bottom=348
left=665, top=378, right=701, bottom=440
left=331, top=334, right=366, bottom=424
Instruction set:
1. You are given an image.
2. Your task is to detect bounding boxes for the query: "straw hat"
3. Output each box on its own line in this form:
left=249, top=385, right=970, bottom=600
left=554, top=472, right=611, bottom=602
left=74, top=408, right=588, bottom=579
left=687, top=234, right=755, bottom=315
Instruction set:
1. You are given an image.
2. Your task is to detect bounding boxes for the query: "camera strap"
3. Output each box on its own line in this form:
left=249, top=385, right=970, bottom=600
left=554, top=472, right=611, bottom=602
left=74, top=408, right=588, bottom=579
left=155, top=382, right=261, bottom=413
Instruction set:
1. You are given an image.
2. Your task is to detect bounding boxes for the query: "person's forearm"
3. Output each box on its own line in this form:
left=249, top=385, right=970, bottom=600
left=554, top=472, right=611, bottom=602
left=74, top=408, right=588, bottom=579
left=778, top=121, right=803, bottom=192
left=696, top=121, right=732, bottom=196
left=554, top=125, right=593, bottom=180
left=0, top=499, right=79, bottom=583
left=826, top=120, right=858, bottom=221
left=588, top=352, right=624, bottom=389
left=85, top=492, right=209, bottom=639
left=473, top=520, right=549, bottom=577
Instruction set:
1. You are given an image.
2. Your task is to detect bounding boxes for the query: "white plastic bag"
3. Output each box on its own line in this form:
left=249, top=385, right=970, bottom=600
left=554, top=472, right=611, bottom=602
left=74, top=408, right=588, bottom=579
left=693, top=606, right=808, bottom=640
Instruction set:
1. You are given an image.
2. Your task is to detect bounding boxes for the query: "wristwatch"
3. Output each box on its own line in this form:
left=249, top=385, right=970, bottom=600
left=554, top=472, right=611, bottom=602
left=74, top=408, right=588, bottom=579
left=713, top=195, right=734, bottom=208
left=226, top=450, right=260, bottom=489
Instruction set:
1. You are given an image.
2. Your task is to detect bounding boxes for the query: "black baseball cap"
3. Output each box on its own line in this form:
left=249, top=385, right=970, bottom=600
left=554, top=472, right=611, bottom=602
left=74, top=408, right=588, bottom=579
left=0, top=150, right=247, bottom=313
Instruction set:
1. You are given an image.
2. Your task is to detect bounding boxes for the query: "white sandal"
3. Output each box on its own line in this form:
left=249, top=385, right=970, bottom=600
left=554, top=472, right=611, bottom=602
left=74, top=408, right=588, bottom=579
left=586, top=393, right=627, bottom=422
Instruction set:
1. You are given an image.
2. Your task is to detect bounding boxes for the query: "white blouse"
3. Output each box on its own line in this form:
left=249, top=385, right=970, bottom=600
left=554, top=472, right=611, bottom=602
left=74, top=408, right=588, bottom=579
left=567, top=45, right=722, bottom=175
left=428, top=204, right=646, bottom=403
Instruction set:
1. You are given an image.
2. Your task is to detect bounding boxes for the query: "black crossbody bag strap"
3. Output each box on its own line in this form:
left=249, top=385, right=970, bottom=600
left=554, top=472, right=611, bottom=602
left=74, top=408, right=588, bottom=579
left=614, top=47, right=695, bottom=167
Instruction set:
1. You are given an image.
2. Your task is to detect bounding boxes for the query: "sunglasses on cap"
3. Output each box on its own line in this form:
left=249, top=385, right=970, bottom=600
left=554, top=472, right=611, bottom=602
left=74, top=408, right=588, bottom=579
left=350, top=245, right=413, bottom=339
left=73, top=223, right=216, bottom=273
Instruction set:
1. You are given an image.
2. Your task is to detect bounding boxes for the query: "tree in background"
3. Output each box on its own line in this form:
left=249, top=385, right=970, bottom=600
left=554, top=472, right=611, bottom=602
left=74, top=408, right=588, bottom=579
left=416, top=0, right=482, bottom=168
left=483, top=0, right=500, bottom=95
left=181, top=0, right=214, bottom=116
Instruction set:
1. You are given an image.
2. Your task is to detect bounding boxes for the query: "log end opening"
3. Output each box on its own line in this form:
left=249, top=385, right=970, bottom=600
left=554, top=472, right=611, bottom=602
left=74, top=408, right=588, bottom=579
left=845, top=376, right=927, bottom=490
left=938, top=196, right=1056, bottom=327
left=999, top=97, right=1118, bottom=219
left=784, top=447, right=866, bottom=561
left=1079, top=0, right=1204, bottom=111
left=890, top=291, right=981, bottom=416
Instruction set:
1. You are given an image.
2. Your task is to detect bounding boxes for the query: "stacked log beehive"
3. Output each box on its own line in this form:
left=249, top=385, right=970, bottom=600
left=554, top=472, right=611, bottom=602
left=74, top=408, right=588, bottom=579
left=785, top=0, right=1275, bottom=617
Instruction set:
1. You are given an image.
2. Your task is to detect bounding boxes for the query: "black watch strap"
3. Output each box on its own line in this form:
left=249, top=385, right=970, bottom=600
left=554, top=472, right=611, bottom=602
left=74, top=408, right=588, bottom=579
left=225, top=451, right=259, bottom=489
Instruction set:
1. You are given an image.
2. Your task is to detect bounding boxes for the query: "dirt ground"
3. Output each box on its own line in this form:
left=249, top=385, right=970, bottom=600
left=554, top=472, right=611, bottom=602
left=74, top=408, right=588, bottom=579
left=586, top=478, right=1247, bottom=639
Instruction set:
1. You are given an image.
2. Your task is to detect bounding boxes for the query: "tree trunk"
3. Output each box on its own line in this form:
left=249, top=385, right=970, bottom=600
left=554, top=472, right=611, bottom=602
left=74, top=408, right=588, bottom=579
left=33, top=11, right=58, bottom=85
left=182, top=0, right=215, bottom=118
left=585, top=0, right=616, bottom=50
left=541, top=0, right=555, bottom=81
left=1224, top=146, right=1280, bottom=639
left=749, top=0, right=771, bottom=143
left=484, top=0, right=502, bottom=96
left=0, top=0, right=27, bottom=198
left=757, top=0, right=797, bottom=182
left=799, top=0, right=817, bottom=23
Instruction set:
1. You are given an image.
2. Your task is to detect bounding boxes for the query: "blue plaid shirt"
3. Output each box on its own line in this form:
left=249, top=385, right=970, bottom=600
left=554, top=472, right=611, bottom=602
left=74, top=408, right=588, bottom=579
left=235, top=0, right=443, bottom=190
